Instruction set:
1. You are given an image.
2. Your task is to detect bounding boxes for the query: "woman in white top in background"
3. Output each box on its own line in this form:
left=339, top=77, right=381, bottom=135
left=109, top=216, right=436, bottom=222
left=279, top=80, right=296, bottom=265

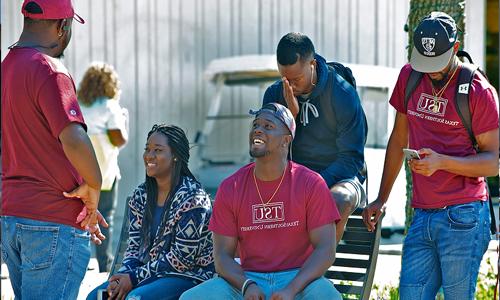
left=78, top=62, right=129, bottom=273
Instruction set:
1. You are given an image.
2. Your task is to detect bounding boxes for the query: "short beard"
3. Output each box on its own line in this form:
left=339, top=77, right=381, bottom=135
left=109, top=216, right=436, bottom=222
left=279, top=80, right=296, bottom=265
left=431, top=57, right=458, bottom=87
left=249, top=149, right=269, bottom=158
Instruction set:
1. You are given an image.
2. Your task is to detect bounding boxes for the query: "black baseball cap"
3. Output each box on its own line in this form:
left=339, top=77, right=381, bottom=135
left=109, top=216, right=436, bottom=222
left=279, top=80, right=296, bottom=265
left=410, top=12, right=457, bottom=73
left=249, top=103, right=296, bottom=138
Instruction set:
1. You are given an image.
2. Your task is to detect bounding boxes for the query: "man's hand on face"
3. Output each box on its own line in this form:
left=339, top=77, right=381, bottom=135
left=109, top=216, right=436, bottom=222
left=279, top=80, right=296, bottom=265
left=282, top=77, right=299, bottom=118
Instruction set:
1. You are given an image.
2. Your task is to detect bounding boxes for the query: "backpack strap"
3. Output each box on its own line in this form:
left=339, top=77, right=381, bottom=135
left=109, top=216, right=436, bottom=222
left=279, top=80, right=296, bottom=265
left=457, top=50, right=474, bottom=64
left=455, top=63, right=497, bottom=235
left=486, top=182, right=498, bottom=236
left=455, top=63, right=479, bottom=152
left=326, top=61, right=357, bottom=88
left=404, top=70, right=423, bottom=112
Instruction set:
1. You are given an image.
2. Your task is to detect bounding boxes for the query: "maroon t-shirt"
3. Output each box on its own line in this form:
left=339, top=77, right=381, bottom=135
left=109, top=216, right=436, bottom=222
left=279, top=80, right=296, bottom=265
left=209, top=161, right=340, bottom=272
left=1, top=48, right=87, bottom=227
left=390, top=63, right=499, bottom=208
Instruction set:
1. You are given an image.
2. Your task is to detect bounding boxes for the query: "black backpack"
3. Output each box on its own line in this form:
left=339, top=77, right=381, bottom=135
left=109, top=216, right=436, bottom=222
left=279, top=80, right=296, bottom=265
left=327, top=61, right=357, bottom=89
left=404, top=50, right=498, bottom=234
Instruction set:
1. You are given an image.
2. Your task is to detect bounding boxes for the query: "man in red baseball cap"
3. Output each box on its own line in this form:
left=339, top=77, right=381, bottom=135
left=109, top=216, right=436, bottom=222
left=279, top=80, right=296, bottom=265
left=1, top=1, right=107, bottom=299
left=21, top=0, right=85, bottom=24
left=9, top=0, right=85, bottom=58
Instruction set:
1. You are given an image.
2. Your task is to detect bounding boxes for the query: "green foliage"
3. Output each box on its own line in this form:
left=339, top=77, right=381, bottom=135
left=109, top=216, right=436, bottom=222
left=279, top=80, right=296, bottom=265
left=339, top=281, right=362, bottom=299
left=371, top=283, right=399, bottom=300
left=476, top=258, right=497, bottom=300
left=370, top=258, right=497, bottom=300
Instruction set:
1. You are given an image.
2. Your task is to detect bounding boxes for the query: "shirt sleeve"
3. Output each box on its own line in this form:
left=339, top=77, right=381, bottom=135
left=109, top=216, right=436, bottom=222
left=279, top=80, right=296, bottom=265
left=37, top=72, right=86, bottom=138
left=262, top=81, right=286, bottom=106
left=320, top=85, right=366, bottom=187
left=389, top=64, right=413, bottom=114
left=118, top=189, right=146, bottom=274
left=106, top=99, right=127, bottom=131
left=208, top=180, right=238, bottom=237
left=470, top=84, right=499, bottom=136
left=306, top=174, right=341, bottom=231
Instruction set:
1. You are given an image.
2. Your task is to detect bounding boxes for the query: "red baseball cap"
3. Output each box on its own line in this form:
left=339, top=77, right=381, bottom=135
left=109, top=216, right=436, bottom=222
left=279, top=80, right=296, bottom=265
left=21, top=0, right=85, bottom=24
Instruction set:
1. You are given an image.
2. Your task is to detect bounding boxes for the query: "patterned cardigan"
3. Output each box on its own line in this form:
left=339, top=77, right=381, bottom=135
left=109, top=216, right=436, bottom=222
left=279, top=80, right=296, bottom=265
left=118, top=176, right=215, bottom=286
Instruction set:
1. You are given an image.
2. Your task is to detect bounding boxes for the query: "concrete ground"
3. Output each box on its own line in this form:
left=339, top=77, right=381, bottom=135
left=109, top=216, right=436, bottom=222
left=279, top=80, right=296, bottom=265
left=1, top=236, right=498, bottom=300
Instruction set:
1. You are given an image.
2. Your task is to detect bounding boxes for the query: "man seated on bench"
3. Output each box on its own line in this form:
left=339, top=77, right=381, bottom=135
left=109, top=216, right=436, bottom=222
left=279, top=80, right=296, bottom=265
left=180, top=103, right=342, bottom=300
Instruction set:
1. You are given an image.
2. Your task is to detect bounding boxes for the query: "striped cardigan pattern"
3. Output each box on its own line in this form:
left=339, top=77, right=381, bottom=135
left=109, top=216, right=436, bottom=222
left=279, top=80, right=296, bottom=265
left=118, top=176, right=215, bottom=286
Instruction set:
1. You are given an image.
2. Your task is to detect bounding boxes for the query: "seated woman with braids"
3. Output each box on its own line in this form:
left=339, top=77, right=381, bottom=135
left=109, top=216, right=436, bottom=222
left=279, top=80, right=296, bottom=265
left=87, top=124, right=214, bottom=300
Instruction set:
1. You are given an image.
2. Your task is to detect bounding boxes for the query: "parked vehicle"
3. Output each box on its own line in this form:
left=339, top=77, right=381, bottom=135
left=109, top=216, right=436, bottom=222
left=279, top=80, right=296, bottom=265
left=194, top=55, right=406, bottom=232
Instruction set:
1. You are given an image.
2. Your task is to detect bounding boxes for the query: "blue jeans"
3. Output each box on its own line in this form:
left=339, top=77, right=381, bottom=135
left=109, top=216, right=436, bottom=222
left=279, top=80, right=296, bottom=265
left=180, top=269, right=341, bottom=300
left=399, top=201, right=491, bottom=300
left=1, top=216, right=91, bottom=300
left=87, top=276, right=198, bottom=300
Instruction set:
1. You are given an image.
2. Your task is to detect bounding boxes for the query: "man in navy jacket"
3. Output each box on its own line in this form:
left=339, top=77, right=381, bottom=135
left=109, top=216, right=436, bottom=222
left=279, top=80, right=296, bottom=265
left=263, top=32, right=367, bottom=242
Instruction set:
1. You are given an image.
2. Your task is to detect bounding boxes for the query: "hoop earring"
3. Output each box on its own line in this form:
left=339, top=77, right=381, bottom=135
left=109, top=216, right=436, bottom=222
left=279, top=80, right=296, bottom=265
left=58, top=32, right=63, bottom=37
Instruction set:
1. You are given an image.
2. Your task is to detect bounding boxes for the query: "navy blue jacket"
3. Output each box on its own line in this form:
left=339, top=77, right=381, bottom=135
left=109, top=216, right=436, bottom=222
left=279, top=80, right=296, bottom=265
left=263, top=54, right=367, bottom=187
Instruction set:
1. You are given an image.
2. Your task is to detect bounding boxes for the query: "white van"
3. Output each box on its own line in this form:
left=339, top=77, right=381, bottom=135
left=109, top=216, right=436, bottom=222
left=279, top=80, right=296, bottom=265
left=195, top=55, right=407, bottom=232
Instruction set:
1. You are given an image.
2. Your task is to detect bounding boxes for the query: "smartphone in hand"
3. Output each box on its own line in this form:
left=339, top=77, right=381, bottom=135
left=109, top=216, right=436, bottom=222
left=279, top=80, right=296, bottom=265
left=403, top=148, right=420, bottom=160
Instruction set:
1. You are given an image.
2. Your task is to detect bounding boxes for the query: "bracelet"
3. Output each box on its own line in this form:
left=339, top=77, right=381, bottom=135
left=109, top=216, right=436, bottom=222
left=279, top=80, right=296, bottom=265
left=241, top=279, right=257, bottom=295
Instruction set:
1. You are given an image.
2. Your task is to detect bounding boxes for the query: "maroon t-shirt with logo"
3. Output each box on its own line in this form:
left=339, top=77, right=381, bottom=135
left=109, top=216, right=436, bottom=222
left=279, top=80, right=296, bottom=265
left=209, top=161, right=340, bottom=272
left=1, top=48, right=87, bottom=228
left=390, top=63, right=499, bottom=208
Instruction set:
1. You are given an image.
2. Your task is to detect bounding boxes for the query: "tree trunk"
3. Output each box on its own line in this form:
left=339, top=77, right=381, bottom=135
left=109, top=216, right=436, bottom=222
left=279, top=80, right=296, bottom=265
left=404, top=0, right=465, bottom=234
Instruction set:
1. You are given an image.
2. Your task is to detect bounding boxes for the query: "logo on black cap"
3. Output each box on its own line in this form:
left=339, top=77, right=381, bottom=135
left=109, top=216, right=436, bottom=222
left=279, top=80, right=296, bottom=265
left=422, top=38, right=436, bottom=56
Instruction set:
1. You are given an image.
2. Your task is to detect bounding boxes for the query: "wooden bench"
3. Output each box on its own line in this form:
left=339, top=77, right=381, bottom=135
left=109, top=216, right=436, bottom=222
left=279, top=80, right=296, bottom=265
left=326, top=207, right=384, bottom=300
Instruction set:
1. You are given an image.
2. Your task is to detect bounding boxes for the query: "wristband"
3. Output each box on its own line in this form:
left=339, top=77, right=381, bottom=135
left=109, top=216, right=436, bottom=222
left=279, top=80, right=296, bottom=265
left=241, top=279, right=257, bottom=295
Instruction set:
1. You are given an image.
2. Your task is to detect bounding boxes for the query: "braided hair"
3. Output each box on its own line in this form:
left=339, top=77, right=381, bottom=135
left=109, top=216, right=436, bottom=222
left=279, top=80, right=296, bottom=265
left=141, top=124, right=197, bottom=249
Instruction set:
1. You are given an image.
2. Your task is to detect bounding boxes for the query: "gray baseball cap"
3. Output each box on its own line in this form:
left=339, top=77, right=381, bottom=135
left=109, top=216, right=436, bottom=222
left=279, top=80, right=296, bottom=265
left=410, top=12, right=457, bottom=73
left=249, top=103, right=296, bottom=138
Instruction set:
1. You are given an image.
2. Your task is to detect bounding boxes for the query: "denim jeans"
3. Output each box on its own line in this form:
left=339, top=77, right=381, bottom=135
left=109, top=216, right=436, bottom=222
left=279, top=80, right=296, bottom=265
left=180, top=269, right=342, bottom=300
left=87, top=275, right=198, bottom=300
left=399, top=201, right=491, bottom=300
left=95, top=179, right=118, bottom=272
left=1, top=216, right=91, bottom=300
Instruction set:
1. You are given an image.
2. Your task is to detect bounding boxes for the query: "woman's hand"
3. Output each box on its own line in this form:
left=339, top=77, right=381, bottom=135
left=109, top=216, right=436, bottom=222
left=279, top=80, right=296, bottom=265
left=107, top=274, right=133, bottom=300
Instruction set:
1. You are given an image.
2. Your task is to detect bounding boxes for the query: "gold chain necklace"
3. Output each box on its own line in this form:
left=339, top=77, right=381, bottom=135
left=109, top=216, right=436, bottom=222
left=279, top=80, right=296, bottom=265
left=253, top=163, right=287, bottom=206
left=430, top=64, right=459, bottom=113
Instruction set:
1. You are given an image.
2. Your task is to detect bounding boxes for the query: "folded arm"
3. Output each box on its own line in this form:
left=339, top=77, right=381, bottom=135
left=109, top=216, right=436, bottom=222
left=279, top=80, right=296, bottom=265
left=60, top=122, right=104, bottom=239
